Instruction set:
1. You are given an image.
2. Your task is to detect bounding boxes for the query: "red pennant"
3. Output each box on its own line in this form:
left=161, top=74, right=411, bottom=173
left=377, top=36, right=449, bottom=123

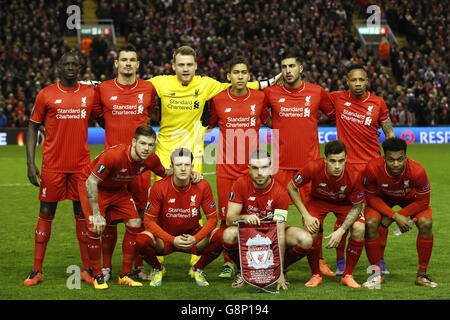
left=238, top=221, right=281, bottom=289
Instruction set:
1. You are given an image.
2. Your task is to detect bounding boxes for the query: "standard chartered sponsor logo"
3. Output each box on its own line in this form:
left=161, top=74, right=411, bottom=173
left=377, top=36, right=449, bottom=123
left=56, top=108, right=86, bottom=119
left=341, top=108, right=372, bottom=125
left=225, top=116, right=256, bottom=128
left=168, top=99, right=195, bottom=110
left=278, top=106, right=311, bottom=118
left=166, top=207, right=195, bottom=218
left=111, top=104, right=141, bottom=115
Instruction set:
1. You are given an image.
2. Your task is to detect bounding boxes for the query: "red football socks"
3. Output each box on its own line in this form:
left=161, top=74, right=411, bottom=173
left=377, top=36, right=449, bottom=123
left=86, top=230, right=102, bottom=276
left=133, top=225, right=145, bottom=269
left=121, top=226, right=140, bottom=275
left=223, top=241, right=240, bottom=269
left=378, top=224, right=389, bottom=259
left=343, top=238, right=364, bottom=277
left=135, top=233, right=162, bottom=270
left=365, top=237, right=381, bottom=268
left=74, top=214, right=90, bottom=270
left=194, top=229, right=224, bottom=271
left=101, top=224, right=117, bottom=269
left=285, top=244, right=311, bottom=268
left=417, top=234, right=433, bottom=273
left=307, top=237, right=322, bottom=275
left=33, top=213, right=54, bottom=271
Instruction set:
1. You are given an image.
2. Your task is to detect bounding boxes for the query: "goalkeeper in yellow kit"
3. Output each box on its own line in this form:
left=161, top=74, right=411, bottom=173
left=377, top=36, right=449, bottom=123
left=146, top=45, right=280, bottom=276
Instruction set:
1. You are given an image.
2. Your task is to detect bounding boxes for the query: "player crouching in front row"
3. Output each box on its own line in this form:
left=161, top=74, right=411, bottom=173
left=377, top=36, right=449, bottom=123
left=287, top=140, right=366, bottom=288
left=223, top=150, right=313, bottom=290
left=135, top=148, right=223, bottom=287
left=363, top=137, right=437, bottom=288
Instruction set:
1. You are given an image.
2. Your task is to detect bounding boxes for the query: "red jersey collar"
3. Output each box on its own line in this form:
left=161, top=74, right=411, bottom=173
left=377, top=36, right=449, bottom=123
left=57, top=81, right=81, bottom=93
left=226, top=87, right=251, bottom=102
left=348, top=90, right=371, bottom=103
left=170, top=175, right=192, bottom=193
left=282, top=81, right=306, bottom=94
left=114, top=78, right=139, bottom=90
left=251, top=175, right=275, bottom=195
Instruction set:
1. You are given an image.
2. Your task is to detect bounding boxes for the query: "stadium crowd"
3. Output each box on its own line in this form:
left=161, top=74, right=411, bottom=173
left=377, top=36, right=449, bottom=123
left=0, top=0, right=448, bottom=128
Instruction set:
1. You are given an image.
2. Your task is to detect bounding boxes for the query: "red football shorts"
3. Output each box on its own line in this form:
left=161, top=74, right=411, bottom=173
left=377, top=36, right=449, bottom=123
left=39, top=170, right=82, bottom=202
left=364, top=198, right=433, bottom=221
left=274, top=169, right=311, bottom=203
left=127, top=171, right=152, bottom=211
left=216, top=176, right=236, bottom=220
left=305, top=199, right=366, bottom=230
left=79, top=182, right=140, bottom=229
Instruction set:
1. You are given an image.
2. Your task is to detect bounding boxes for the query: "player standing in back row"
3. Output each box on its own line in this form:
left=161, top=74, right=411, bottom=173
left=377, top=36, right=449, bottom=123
left=264, top=50, right=336, bottom=276
left=24, top=51, right=103, bottom=286
left=95, top=45, right=157, bottom=282
left=208, top=56, right=270, bottom=278
left=329, top=64, right=395, bottom=275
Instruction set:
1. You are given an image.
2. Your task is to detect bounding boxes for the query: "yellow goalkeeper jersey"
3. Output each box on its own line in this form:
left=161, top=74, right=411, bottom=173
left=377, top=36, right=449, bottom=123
left=148, top=75, right=259, bottom=177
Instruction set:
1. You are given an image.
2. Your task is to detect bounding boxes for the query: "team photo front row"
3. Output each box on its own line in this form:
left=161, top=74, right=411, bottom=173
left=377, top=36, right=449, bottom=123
left=24, top=126, right=436, bottom=290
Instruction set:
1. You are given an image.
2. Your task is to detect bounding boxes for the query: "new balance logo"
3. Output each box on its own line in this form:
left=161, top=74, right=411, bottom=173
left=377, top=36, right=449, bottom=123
left=42, top=187, right=47, bottom=198
left=319, top=183, right=327, bottom=187
left=344, top=102, right=352, bottom=106
left=278, top=98, right=286, bottom=103
left=168, top=198, right=176, bottom=203
left=120, top=168, right=127, bottom=172
left=109, top=96, right=118, bottom=100
left=225, top=108, right=231, bottom=113
left=381, top=184, right=389, bottom=187
left=248, top=196, right=256, bottom=201
left=54, top=99, right=62, bottom=104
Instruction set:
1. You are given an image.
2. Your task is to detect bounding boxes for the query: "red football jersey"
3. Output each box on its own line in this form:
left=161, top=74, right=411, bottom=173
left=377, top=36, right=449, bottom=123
left=292, top=158, right=365, bottom=205
left=96, top=78, right=156, bottom=148
left=210, top=88, right=270, bottom=179
left=30, top=82, right=102, bottom=172
left=364, top=157, right=430, bottom=203
left=229, top=174, right=290, bottom=219
left=145, top=177, right=217, bottom=241
left=264, top=82, right=335, bottom=170
left=82, top=144, right=165, bottom=188
left=329, top=91, right=389, bottom=165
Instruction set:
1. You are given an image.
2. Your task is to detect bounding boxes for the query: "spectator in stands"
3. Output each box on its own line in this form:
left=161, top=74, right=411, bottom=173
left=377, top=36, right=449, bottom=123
left=378, top=37, right=390, bottom=66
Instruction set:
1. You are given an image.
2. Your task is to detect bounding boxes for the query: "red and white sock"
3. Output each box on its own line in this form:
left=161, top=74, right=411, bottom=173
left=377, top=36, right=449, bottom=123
left=33, top=213, right=54, bottom=271
left=194, top=229, right=224, bottom=270
left=101, top=224, right=117, bottom=269
left=343, top=238, right=364, bottom=277
left=74, top=214, right=90, bottom=270
left=417, top=234, right=433, bottom=273
left=135, top=233, right=162, bottom=270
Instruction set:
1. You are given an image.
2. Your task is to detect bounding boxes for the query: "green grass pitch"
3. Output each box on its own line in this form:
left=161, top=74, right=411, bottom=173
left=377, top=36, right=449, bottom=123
left=0, top=143, right=449, bottom=300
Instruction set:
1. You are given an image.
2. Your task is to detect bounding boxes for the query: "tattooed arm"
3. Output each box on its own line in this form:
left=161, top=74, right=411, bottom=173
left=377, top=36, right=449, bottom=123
left=381, top=118, right=395, bottom=139
left=324, top=201, right=363, bottom=248
left=85, top=173, right=106, bottom=234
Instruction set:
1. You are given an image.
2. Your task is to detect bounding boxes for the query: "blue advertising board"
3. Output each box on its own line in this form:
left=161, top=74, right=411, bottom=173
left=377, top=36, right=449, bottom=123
left=87, top=126, right=450, bottom=145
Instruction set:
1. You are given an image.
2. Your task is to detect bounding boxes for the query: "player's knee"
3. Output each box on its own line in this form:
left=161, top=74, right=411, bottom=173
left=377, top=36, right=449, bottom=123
left=39, top=201, right=57, bottom=217
left=417, top=217, right=432, bottom=233
left=296, top=230, right=313, bottom=249
left=126, top=218, right=142, bottom=228
left=365, top=218, right=379, bottom=233
left=351, top=222, right=365, bottom=240
left=223, top=226, right=237, bottom=244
